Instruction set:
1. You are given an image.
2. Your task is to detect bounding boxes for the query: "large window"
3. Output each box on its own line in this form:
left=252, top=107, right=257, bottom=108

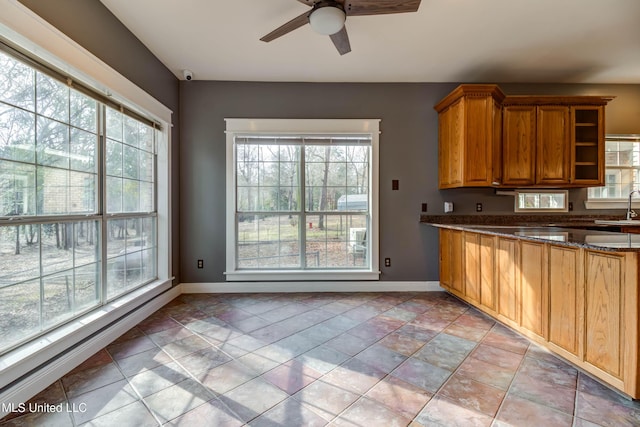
left=226, top=119, right=380, bottom=281
left=587, top=135, right=640, bottom=208
left=0, top=48, right=158, bottom=354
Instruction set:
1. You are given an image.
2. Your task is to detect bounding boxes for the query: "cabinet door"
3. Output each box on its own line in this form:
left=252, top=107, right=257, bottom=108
left=439, top=229, right=452, bottom=290
left=464, top=232, right=481, bottom=304
left=584, top=251, right=625, bottom=379
left=439, top=229, right=464, bottom=293
left=549, top=246, right=582, bottom=357
left=480, top=235, right=496, bottom=312
left=502, top=106, right=536, bottom=186
left=463, top=97, right=496, bottom=186
left=449, top=230, right=464, bottom=295
left=497, top=237, right=519, bottom=326
left=520, top=241, right=548, bottom=339
left=438, top=100, right=464, bottom=188
left=438, top=107, right=452, bottom=188
left=537, top=106, right=571, bottom=184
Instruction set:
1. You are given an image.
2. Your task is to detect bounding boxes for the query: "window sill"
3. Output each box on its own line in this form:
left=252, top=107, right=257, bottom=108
left=224, top=270, right=381, bottom=282
left=584, top=200, right=640, bottom=210
left=0, top=278, right=172, bottom=389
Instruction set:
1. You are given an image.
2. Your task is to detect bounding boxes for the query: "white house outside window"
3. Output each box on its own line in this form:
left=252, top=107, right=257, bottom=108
left=225, top=119, right=380, bottom=281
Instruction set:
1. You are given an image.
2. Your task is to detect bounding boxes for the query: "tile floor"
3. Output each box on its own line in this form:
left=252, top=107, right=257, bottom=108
left=2, top=291, right=640, bottom=426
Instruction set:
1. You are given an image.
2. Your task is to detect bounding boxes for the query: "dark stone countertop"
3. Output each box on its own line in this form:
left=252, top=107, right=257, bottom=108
left=429, top=223, right=640, bottom=252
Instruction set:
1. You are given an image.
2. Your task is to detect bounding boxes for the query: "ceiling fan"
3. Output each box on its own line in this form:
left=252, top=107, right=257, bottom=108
left=260, top=0, right=422, bottom=55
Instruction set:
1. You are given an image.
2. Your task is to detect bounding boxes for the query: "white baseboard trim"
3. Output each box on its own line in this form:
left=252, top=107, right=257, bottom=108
left=0, top=284, right=182, bottom=415
left=181, top=281, right=443, bottom=293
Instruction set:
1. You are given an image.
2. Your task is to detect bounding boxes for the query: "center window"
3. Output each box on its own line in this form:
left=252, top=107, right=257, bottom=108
left=225, top=119, right=380, bottom=281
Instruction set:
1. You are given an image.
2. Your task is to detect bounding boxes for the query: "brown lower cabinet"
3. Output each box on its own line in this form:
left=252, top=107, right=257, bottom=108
left=438, top=228, right=640, bottom=398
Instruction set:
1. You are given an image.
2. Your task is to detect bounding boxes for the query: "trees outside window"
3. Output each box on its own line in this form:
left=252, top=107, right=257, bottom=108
left=0, top=49, right=157, bottom=354
left=226, top=119, right=380, bottom=281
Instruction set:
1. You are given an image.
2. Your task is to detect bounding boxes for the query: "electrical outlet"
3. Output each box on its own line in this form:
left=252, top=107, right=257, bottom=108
left=421, top=203, right=427, bottom=212
left=444, top=202, right=454, bottom=213
left=476, top=203, right=483, bottom=212
left=197, top=259, right=204, bottom=269
left=384, top=258, right=391, bottom=267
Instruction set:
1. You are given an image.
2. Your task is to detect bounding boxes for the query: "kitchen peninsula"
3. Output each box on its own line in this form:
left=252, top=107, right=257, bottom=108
left=423, top=216, right=640, bottom=399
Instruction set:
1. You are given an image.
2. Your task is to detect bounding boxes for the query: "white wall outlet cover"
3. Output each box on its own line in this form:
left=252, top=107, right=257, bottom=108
left=444, top=202, right=454, bottom=213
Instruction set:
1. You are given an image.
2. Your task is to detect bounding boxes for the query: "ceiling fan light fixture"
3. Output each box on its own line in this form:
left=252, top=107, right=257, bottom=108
left=308, top=6, right=346, bottom=35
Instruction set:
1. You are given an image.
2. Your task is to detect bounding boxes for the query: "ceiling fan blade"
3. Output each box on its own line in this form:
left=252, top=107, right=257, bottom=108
left=296, top=0, right=315, bottom=5
left=345, top=0, right=421, bottom=16
left=330, top=26, right=351, bottom=55
left=260, top=11, right=311, bottom=42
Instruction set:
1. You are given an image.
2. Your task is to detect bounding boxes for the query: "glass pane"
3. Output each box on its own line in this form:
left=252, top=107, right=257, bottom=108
left=140, top=151, right=154, bottom=182
left=0, top=160, right=36, bottom=216
left=107, top=176, right=122, bottom=213
left=43, top=270, right=75, bottom=327
left=140, top=181, right=154, bottom=212
left=237, top=160, right=259, bottom=186
left=277, top=187, right=298, bottom=211
left=36, top=72, right=69, bottom=122
left=41, top=222, right=74, bottom=274
left=74, top=221, right=100, bottom=267
left=106, top=107, right=123, bottom=142
left=106, top=139, right=123, bottom=176
left=140, top=248, right=156, bottom=283
left=347, top=162, right=369, bottom=191
left=258, top=145, right=279, bottom=162
left=69, top=171, right=96, bottom=214
left=0, top=51, right=35, bottom=111
left=37, top=116, right=69, bottom=168
left=38, top=167, right=69, bottom=215
left=139, top=124, right=154, bottom=153
left=123, top=145, right=139, bottom=179
left=237, top=214, right=300, bottom=269
left=0, top=105, right=35, bottom=163
left=70, top=128, right=96, bottom=173
left=0, top=224, right=41, bottom=285
left=124, top=116, right=139, bottom=148
left=279, top=162, right=298, bottom=186
left=74, top=263, right=100, bottom=312
left=123, top=179, right=140, bottom=212
left=305, top=214, right=367, bottom=268
left=258, top=162, right=278, bottom=186
left=70, top=89, right=97, bottom=132
left=106, top=217, right=154, bottom=299
left=0, top=279, right=40, bottom=351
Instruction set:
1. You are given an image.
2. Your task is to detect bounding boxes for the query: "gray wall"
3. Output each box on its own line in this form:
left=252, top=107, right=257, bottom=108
left=16, top=1, right=640, bottom=283
left=180, top=82, right=640, bottom=283
left=19, top=0, right=182, bottom=284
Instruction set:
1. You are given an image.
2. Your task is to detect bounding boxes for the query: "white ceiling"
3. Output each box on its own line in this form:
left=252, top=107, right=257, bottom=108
left=100, top=0, right=640, bottom=83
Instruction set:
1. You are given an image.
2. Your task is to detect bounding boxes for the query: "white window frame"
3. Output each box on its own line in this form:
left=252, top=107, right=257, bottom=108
left=514, top=189, right=569, bottom=213
left=0, top=1, right=172, bottom=391
left=225, top=119, right=380, bottom=281
left=585, top=135, right=640, bottom=210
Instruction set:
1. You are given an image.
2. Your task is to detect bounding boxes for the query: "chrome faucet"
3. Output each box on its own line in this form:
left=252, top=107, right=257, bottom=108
left=627, top=190, right=640, bottom=220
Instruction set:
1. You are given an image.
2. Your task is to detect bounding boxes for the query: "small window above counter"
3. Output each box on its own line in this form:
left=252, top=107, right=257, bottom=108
left=434, top=84, right=614, bottom=189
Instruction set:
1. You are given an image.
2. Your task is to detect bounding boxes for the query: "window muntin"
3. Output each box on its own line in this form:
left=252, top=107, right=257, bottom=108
left=0, top=48, right=158, bottom=354
left=233, top=132, right=374, bottom=273
left=588, top=135, right=640, bottom=200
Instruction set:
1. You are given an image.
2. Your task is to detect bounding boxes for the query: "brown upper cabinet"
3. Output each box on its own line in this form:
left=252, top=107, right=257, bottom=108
left=434, top=85, right=505, bottom=188
left=435, top=86, right=613, bottom=189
